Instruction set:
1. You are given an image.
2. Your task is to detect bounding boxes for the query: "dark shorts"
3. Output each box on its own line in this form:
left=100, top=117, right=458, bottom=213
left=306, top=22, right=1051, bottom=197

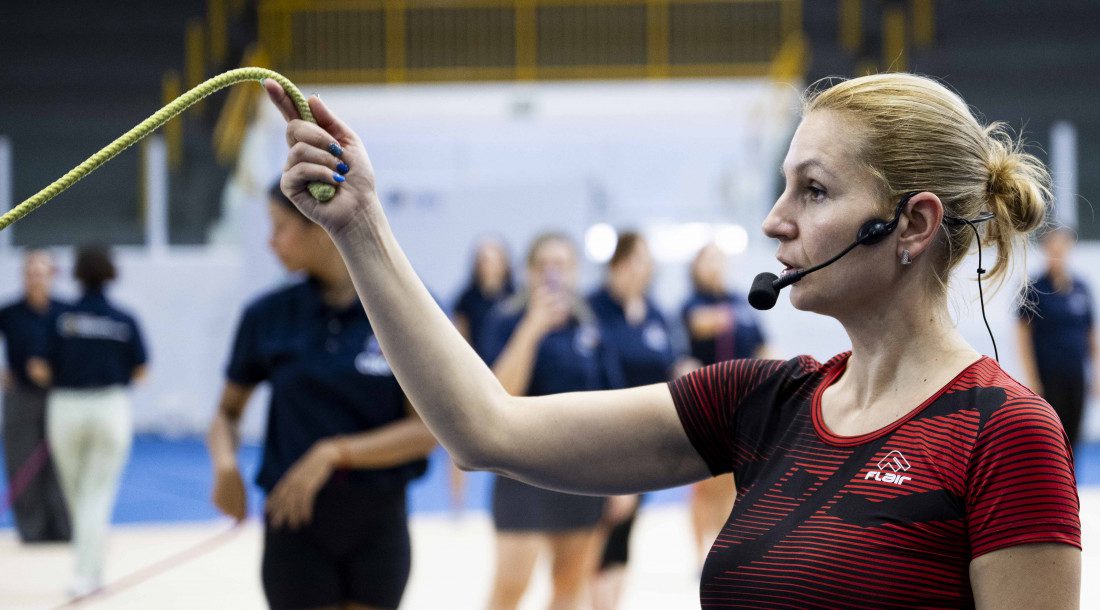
left=262, top=482, right=410, bottom=610
left=492, top=474, right=606, bottom=532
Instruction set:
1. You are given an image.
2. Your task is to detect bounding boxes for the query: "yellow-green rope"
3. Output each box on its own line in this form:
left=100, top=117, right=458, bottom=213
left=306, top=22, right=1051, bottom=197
left=0, top=67, right=335, bottom=232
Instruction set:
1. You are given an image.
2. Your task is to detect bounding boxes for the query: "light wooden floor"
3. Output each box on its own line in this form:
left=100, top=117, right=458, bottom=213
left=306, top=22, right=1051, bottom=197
left=2, top=491, right=1096, bottom=609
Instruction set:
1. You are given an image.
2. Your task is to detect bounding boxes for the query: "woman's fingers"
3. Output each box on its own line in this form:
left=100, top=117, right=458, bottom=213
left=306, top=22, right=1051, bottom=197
left=285, top=141, right=347, bottom=173
left=283, top=162, right=346, bottom=192
left=285, top=118, right=343, bottom=152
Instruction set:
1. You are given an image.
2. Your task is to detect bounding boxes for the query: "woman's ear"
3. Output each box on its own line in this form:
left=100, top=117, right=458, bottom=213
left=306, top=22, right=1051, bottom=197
left=898, top=191, right=945, bottom=260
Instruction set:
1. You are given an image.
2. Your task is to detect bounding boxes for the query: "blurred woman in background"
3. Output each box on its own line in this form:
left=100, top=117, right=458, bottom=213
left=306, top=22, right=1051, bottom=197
left=1017, top=226, right=1096, bottom=449
left=681, top=242, right=769, bottom=565
left=29, top=244, right=148, bottom=598
left=480, top=232, right=622, bottom=610
left=207, top=183, right=436, bottom=610
left=450, top=236, right=515, bottom=512
left=587, top=231, right=681, bottom=609
left=454, top=236, right=515, bottom=353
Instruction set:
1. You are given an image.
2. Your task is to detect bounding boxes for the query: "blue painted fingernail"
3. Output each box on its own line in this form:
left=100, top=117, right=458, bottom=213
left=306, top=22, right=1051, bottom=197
left=333, top=173, right=345, bottom=183
left=328, top=143, right=343, bottom=157
left=336, top=162, right=349, bottom=174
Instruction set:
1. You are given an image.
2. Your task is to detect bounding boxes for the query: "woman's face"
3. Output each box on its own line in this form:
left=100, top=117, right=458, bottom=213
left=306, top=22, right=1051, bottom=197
left=610, top=239, right=654, bottom=295
left=268, top=201, right=321, bottom=273
left=763, top=110, right=890, bottom=315
left=475, top=242, right=510, bottom=287
left=626, top=239, right=655, bottom=291
left=527, top=239, right=578, bottom=293
left=23, top=252, right=55, bottom=298
left=1042, top=230, right=1074, bottom=272
left=692, top=244, right=726, bottom=293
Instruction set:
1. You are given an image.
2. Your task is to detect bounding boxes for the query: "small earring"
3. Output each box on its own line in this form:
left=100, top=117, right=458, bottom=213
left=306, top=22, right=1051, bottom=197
left=900, top=249, right=912, bottom=266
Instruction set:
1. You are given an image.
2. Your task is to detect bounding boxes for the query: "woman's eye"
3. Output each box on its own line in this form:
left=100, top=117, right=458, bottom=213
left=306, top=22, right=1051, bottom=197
left=806, top=184, right=826, bottom=201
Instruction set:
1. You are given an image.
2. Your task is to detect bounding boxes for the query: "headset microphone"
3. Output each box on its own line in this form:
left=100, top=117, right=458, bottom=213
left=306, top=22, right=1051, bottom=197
left=748, top=192, right=917, bottom=311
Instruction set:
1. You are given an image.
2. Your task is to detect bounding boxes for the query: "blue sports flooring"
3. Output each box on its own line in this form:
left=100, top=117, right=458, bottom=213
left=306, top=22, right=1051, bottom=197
left=0, top=436, right=695, bottom=527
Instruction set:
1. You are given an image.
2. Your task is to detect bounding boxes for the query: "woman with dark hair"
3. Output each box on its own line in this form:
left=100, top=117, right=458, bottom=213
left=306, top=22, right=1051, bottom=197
left=207, top=183, right=436, bottom=610
left=28, top=244, right=148, bottom=598
left=453, top=236, right=515, bottom=353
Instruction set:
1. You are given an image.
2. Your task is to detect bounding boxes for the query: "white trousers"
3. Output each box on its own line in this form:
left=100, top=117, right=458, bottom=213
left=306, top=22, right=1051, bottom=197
left=46, top=386, right=132, bottom=582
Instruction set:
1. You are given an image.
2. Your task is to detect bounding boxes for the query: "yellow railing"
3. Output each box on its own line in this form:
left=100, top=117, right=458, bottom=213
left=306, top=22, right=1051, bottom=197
left=257, top=0, right=804, bottom=83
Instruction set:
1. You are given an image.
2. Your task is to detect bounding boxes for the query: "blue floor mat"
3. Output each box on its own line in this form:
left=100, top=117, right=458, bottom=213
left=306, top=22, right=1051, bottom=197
left=0, top=436, right=690, bottom=526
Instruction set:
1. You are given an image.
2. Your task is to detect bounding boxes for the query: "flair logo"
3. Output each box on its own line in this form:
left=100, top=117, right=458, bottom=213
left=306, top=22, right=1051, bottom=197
left=864, top=450, right=912, bottom=485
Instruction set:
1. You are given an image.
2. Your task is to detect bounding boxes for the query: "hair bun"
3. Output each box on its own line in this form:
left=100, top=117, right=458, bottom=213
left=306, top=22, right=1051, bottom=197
left=984, top=126, right=1047, bottom=234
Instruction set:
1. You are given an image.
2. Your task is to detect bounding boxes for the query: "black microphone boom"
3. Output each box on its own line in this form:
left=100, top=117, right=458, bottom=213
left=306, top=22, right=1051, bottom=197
left=748, top=239, right=863, bottom=311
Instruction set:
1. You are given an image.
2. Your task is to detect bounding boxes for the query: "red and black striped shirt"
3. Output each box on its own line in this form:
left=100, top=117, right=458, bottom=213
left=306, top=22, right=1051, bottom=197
left=668, top=353, right=1080, bottom=608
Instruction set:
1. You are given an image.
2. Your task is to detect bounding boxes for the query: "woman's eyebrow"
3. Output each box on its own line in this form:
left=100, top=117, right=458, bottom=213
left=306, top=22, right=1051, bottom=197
left=780, top=158, right=837, bottom=179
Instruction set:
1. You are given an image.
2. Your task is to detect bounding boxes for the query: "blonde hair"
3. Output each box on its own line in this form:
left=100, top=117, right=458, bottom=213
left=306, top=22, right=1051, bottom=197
left=804, top=73, right=1050, bottom=291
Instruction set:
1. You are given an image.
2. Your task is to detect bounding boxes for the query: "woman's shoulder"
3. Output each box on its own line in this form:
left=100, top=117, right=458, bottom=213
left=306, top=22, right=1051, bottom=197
left=678, top=353, right=833, bottom=390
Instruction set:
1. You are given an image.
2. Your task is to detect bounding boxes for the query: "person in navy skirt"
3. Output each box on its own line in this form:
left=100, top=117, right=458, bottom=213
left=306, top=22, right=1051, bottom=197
left=587, top=232, right=681, bottom=609
left=28, top=245, right=148, bottom=598
left=680, top=242, right=769, bottom=565
left=1017, top=226, right=1096, bottom=449
left=206, top=183, right=436, bottom=610
left=480, top=232, right=623, bottom=610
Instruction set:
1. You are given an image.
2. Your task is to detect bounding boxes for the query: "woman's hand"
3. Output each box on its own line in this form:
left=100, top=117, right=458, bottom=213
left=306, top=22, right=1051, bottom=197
left=212, top=465, right=248, bottom=522
left=265, top=440, right=339, bottom=530
left=521, top=285, right=572, bottom=337
left=263, top=80, right=378, bottom=238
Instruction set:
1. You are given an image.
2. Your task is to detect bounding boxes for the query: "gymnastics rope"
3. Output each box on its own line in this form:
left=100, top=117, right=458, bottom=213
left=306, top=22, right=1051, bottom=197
left=0, top=67, right=335, bottom=233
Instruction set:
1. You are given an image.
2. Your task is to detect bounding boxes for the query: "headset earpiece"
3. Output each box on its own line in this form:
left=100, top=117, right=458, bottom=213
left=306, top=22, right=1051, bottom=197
left=855, top=191, right=921, bottom=246
left=856, top=220, right=890, bottom=245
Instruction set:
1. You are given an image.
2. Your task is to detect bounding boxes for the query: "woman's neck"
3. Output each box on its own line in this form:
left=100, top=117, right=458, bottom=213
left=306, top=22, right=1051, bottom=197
left=837, top=298, right=980, bottom=411
left=1048, top=265, right=1072, bottom=292
left=479, top=276, right=505, bottom=297
left=311, top=259, right=357, bottom=307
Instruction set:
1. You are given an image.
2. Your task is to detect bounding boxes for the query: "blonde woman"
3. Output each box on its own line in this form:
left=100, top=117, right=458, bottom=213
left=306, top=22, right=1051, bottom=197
left=263, top=72, right=1080, bottom=607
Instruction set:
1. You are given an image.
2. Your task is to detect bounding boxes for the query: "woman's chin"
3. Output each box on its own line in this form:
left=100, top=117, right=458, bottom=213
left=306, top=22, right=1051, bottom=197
left=787, top=287, right=822, bottom=314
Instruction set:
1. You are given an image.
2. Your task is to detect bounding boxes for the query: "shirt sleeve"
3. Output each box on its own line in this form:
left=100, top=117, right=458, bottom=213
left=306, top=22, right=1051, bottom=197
left=666, top=358, right=789, bottom=476
left=966, top=396, right=1081, bottom=558
left=225, top=306, right=266, bottom=386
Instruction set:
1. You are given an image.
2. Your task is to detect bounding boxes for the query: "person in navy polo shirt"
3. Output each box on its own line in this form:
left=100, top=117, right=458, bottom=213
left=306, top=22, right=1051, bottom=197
left=680, top=242, right=769, bottom=566
left=207, top=183, right=436, bottom=610
left=587, top=232, right=681, bottom=609
left=0, top=250, right=71, bottom=544
left=480, top=232, right=623, bottom=610
left=1017, top=226, right=1096, bottom=448
left=28, top=244, right=148, bottom=598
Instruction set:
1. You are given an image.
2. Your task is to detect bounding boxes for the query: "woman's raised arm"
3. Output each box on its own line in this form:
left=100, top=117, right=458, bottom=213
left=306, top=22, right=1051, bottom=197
left=263, top=82, right=710, bottom=495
